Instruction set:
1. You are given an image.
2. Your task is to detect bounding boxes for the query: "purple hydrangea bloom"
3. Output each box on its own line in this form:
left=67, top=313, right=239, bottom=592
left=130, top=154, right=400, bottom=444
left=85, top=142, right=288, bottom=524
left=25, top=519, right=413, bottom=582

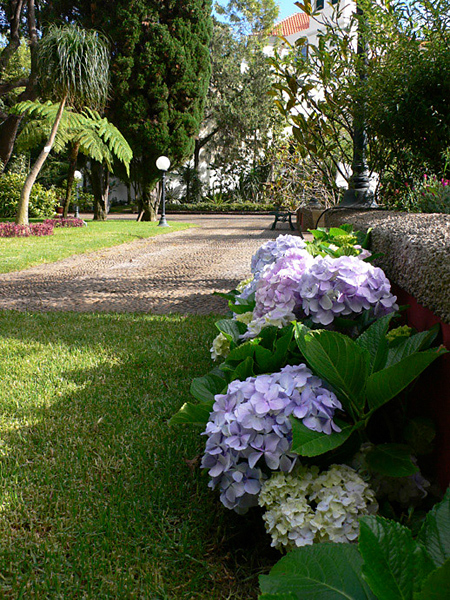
left=253, top=248, right=314, bottom=323
left=251, top=235, right=307, bottom=277
left=201, top=365, right=342, bottom=513
left=235, top=235, right=306, bottom=305
left=299, top=255, right=398, bottom=325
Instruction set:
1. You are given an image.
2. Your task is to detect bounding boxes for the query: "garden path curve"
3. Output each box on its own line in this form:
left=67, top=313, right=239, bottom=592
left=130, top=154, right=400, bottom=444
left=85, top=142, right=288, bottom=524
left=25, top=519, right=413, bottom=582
left=0, top=214, right=298, bottom=314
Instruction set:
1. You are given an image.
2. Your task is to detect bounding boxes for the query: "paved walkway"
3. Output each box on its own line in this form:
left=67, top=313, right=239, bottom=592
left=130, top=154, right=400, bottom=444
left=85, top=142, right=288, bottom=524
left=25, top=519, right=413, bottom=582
left=0, top=214, right=301, bottom=314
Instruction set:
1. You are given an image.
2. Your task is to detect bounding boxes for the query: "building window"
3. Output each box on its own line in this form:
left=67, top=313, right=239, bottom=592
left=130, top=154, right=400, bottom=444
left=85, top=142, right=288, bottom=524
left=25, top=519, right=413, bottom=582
left=316, top=0, right=324, bottom=9
left=299, top=43, right=308, bottom=59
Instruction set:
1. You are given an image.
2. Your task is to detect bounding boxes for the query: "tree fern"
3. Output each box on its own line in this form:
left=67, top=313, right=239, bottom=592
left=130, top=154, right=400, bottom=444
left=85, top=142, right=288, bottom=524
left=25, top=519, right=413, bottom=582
left=14, top=100, right=132, bottom=175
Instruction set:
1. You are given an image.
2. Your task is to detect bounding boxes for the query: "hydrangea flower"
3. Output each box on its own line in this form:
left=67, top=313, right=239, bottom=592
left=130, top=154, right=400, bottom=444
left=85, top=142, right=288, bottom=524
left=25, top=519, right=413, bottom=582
left=210, top=332, right=231, bottom=360
left=259, top=465, right=378, bottom=549
left=201, top=365, right=342, bottom=513
left=253, top=248, right=314, bottom=323
left=241, top=248, right=397, bottom=338
left=299, top=255, right=398, bottom=326
left=251, top=235, right=307, bottom=277
left=235, top=235, right=306, bottom=305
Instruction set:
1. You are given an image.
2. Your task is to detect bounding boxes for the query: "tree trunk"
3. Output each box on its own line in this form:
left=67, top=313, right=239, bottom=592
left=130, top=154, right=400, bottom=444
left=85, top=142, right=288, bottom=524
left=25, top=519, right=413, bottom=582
left=0, top=116, right=22, bottom=168
left=90, top=160, right=109, bottom=221
left=15, top=96, right=67, bottom=225
left=63, top=141, right=81, bottom=217
left=0, top=0, right=38, bottom=170
left=138, top=182, right=159, bottom=221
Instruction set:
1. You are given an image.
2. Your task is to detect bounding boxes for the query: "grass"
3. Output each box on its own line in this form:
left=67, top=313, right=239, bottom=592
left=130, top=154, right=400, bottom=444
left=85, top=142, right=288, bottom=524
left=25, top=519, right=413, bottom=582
left=0, top=220, right=192, bottom=273
left=0, top=312, right=275, bottom=598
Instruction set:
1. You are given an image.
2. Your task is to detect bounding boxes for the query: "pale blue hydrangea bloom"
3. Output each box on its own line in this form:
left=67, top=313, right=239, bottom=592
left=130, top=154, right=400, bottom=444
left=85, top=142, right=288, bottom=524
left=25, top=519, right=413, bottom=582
left=201, top=365, right=342, bottom=513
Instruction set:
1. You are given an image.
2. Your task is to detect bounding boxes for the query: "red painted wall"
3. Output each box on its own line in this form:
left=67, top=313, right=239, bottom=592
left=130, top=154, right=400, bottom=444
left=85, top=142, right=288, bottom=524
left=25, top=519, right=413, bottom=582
left=392, top=284, right=450, bottom=489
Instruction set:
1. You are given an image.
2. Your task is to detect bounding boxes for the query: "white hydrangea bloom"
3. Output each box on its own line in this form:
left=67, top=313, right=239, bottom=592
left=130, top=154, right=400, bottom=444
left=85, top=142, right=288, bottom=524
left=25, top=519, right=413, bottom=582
left=234, top=311, right=254, bottom=325
left=259, top=464, right=378, bottom=550
left=210, top=332, right=231, bottom=360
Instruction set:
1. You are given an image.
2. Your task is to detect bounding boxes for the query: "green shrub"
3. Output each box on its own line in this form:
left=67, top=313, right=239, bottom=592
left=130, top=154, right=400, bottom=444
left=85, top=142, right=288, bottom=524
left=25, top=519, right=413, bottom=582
left=0, top=172, right=58, bottom=218
left=166, top=200, right=277, bottom=213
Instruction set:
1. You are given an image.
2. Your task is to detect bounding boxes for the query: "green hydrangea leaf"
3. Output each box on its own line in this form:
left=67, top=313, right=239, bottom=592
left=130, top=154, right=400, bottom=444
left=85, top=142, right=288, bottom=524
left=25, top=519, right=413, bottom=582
left=295, top=324, right=370, bottom=415
left=231, top=356, right=255, bottom=382
left=189, top=372, right=226, bottom=403
left=386, top=326, right=440, bottom=367
left=290, top=417, right=355, bottom=457
left=259, top=543, right=377, bottom=599
left=169, top=400, right=213, bottom=426
left=417, top=488, right=450, bottom=568
left=215, top=318, right=245, bottom=342
left=359, top=515, right=416, bottom=600
left=413, top=558, right=450, bottom=600
left=355, top=312, right=397, bottom=373
left=365, top=444, right=419, bottom=477
left=366, top=348, right=447, bottom=412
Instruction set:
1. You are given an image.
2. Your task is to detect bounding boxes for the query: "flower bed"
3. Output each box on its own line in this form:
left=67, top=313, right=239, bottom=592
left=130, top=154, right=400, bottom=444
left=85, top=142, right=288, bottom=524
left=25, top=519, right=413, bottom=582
left=43, top=216, right=85, bottom=228
left=171, top=224, right=450, bottom=598
left=0, top=222, right=54, bottom=237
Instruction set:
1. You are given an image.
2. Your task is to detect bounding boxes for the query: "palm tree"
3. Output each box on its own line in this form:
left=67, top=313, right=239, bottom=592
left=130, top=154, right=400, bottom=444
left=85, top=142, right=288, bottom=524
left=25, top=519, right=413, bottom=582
left=14, top=100, right=133, bottom=216
left=15, top=24, right=109, bottom=225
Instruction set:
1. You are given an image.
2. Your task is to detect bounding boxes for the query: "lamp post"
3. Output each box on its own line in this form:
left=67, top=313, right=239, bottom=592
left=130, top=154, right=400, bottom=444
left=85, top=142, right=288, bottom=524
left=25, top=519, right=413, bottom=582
left=340, top=3, right=376, bottom=208
left=156, top=155, right=171, bottom=227
left=73, top=170, right=83, bottom=218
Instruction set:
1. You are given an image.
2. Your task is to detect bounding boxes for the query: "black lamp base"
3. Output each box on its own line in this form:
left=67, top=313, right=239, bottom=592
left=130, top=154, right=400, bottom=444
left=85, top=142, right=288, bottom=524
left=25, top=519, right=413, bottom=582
left=340, top=187, right=377, bottom=209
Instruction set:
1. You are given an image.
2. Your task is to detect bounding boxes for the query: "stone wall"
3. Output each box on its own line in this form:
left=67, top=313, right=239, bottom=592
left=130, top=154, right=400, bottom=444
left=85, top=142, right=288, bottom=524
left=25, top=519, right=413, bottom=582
left=321, top=209, right=450, bottom=324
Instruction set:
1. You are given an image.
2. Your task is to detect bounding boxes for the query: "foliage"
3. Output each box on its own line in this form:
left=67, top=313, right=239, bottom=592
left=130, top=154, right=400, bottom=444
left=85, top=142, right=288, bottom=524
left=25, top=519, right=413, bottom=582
left=363, top=0, right=450, bottom=187
left=0, top=170, right=58, bottom=217
left=262, top=139, right=336, bottom=210
left=165, top=200, right=278, bottom=213
left=215, top=0, right=279, bottom=36
left=43, top=216, right=85, bottom=228
left=259, top=488, right=450, bottom=600
left=269, top=0, right=450, bottom=206
left=14, top=100, right=133, bottom=175
left=15, top=23, right=111, bottom=224
left=383, top=173, right=450, bottom=214
left=0, top=221, right=54, bottom=237
left=268, top=2, right=357, bottom=203
left=37, top=24, right=109, bottom=110
left=198, top=19, right=279, bottom=195
left=306, top=224, right=372, bottom=258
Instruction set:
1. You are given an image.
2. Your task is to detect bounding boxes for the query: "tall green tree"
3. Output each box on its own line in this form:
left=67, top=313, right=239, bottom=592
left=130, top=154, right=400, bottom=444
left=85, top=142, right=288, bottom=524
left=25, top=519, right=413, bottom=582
left=15, top=24, right=109, bottom=224
left=0, top=0, right=39, bottom=168
left=215, top=0, right=279, bottom=35
left=42, top=0, right=213, bottom=221
left=188, top=1, right=278, bottom=200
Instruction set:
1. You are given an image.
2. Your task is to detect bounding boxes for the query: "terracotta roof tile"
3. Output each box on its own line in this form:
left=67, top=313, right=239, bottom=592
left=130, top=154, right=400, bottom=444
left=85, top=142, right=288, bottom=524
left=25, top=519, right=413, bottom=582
left=270, top=12, right=310, bottom=37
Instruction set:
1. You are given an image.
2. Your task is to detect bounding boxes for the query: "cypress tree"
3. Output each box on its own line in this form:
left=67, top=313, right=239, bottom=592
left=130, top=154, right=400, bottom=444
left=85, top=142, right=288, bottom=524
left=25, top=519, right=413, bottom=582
left=43, top=0, right=213, bottom=219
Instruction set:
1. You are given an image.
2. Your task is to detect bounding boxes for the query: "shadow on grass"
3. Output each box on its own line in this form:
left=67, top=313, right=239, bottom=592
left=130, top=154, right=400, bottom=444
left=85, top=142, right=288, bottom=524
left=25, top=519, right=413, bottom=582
left=0, top=313, right=277, bottom=599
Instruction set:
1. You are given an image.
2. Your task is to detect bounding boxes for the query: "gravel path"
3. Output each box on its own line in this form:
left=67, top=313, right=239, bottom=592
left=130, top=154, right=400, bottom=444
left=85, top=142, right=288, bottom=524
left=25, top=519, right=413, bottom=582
left=0, top=214, right=299, bottom=314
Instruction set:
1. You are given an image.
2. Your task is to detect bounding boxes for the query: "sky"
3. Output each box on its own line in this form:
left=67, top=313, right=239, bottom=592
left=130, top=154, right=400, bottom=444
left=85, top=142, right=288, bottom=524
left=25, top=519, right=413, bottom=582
left=276, top=0, right=301, bottom=21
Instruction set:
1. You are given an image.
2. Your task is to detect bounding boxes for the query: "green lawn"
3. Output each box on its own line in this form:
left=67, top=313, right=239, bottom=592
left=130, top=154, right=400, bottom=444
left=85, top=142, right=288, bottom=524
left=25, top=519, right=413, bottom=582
left=0, top=220, right=192, bottom=273
left=0, top=312, right=274, bottom=598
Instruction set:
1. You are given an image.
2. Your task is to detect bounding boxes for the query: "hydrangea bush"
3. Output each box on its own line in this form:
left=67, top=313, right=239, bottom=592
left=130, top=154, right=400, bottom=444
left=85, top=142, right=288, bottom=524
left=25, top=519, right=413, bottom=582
left=172, top=227, right=446, bottom=554
left=201, top=365, right=342, bottom=513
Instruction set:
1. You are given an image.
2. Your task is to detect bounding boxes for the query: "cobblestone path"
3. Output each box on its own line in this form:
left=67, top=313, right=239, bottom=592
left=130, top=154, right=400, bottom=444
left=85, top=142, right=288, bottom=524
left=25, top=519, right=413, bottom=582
left=0, top=214, right=296, bottom=314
